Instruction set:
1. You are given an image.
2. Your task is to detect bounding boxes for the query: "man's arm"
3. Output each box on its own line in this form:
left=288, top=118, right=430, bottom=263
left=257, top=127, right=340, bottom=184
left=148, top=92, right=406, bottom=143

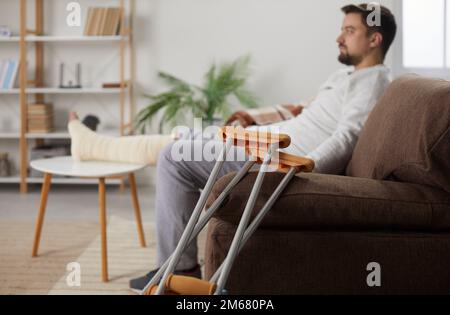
left=225, top=104, right=304, bottom=127
left=306, top=72, right=389, bottom=174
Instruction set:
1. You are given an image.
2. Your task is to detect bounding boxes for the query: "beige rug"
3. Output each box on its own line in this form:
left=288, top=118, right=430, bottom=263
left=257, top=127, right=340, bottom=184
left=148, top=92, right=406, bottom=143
left=0, top=216, right=207, bottom=295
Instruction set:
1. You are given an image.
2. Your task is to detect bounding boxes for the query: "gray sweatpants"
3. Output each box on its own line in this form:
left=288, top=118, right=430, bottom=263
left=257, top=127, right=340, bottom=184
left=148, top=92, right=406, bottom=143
left=155, top=133, right=248, bottom=270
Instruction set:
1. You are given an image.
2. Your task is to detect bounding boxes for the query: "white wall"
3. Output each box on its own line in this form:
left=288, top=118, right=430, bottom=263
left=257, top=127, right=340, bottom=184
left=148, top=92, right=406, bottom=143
left=138, top=0, right=396, bottom=111
left=0, top=0, right=397, bottom=186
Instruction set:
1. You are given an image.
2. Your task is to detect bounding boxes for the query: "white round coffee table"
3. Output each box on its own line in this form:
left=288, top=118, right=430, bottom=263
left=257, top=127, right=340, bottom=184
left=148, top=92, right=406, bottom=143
left=30, top=156, right=148, bottom=282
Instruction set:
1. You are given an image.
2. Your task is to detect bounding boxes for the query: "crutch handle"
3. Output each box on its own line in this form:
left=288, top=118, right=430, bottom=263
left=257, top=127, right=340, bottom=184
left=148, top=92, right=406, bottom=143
left=220, top=126, right=291, bottom=149
left=271, top=151, right=315, bottom=173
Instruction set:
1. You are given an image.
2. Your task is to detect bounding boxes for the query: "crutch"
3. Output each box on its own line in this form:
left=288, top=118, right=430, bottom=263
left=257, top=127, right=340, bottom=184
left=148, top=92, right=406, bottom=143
left=143, top=126, right=314, bottom=295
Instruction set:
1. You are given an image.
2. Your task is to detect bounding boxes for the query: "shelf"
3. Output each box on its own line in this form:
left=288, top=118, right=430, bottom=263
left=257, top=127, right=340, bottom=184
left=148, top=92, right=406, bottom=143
left=26, top=131, right=73, bottom=139
left=27, top=87, right=125, bottom=94
left=0, top=129, right=121, bottom=139
left=0, top=176, right=123, bottom=185
left=0, top=87, right=125, bottom=94
left=0, top=132, right=20, bottom=139
left=27, top=35, right=126, bottom=42
left=0, top=36, right=19, bottom=42
left=0, top=89, right=21, bottom=94
left=0, top=35, right=126, bottom=42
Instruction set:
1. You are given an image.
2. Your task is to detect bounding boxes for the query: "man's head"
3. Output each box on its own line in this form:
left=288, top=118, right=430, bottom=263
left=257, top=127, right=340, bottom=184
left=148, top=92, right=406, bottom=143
left=337, top=3, right=397, bottom=67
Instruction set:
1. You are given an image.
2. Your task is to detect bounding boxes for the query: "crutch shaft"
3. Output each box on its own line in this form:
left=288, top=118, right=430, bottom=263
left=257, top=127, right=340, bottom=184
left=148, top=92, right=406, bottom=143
left=210, top=167, right=296, bottom=284
left=155, top=139, right=233, bottom=295
left=141, top=160, right=255, bottom=295
left=214, top=144, right=276, bottom=295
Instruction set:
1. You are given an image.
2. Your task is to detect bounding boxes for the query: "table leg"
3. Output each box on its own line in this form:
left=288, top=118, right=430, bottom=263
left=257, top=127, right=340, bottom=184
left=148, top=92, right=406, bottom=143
left=128, top=173, right=146, bottom=247
left=99, top=177, right=108, bottom=282
left=32, top=173, right=52, bottom=257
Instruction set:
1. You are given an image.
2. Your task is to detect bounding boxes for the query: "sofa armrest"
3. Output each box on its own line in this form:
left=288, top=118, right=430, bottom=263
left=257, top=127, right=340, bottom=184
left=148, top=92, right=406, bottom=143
left=206, top=172, right=450, bottom=231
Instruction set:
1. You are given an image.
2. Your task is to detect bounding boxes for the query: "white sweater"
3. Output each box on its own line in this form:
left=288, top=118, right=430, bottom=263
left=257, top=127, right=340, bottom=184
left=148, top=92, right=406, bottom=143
left=253, top=64, right=391, bottom=174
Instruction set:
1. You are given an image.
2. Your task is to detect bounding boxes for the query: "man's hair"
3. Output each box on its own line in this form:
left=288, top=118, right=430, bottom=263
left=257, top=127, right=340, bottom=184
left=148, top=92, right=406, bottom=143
left=341, top=3, right=397, bottom=60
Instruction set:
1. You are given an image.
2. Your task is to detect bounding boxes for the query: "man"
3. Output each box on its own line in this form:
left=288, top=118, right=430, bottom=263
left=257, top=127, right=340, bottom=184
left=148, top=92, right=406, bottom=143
left=69, top=3, right=397, bottom=292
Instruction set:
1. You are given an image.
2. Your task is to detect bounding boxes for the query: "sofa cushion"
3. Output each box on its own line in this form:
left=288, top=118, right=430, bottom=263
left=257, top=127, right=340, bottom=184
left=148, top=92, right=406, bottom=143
left=206, top=172, right=450, bottom=231
left=346, top=74, right=450, bottom=193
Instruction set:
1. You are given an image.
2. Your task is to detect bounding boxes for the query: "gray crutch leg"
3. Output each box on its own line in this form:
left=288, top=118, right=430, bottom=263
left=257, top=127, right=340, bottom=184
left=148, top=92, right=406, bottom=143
left=155, top=138, right=234, bottom=295
left=141, top=159, right=256, bottom=295
left=209, top=167, right=297, bottom=285
left=214, top=144, right=277, bottom=295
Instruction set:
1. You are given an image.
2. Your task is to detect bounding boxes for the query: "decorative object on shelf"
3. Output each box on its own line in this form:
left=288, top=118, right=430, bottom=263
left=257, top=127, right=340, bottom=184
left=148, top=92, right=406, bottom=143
left=0, top=59, right=20, bottom=89
left=84, top=7, right=122, bottom=36
left=135, top=55, right=259, bottom=134
left=0, top=152, right=11, bottom=177
left=102, top=82, right=127, bottom=89
left=59, top=62, right=82, bottom=89
left=82, top=115, right=101, bottom=131
left=0, top=25, right=12, bottom=37
left=27, top=103, right=54, bottom=133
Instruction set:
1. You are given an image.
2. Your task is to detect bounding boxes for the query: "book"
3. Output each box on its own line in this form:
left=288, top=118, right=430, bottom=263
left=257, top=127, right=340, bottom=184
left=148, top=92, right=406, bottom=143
left=98, top=8, right=108, bottom=36
left=27, top=103, right=54, bottom=133
left=83, top=8, right=94, bottom=36
left=83, top=7, right=122, bottom=36
left=0, top=60, right=7, bottom=88
left=9, top=60, right=19, bottom=89
left=108, top=8, right=122, bottom=35
left=115, top=8, right=123, bottom=35
left=1, top=60, right=19, bottom=89
left=103, top=8, right=115, bottom=35
left=87, top=8, right=98, bottom=36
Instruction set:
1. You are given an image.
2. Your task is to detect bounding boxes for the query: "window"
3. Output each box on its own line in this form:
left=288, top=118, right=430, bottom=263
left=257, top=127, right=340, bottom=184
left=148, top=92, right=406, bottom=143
left=395, top=0, right=450, bottom=78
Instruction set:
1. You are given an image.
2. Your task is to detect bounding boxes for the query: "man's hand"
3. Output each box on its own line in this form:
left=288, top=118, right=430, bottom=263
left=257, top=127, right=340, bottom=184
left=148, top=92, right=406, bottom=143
left=224, top=111, right=255, bottom=128
left=224, top=104, right=304, bottom=128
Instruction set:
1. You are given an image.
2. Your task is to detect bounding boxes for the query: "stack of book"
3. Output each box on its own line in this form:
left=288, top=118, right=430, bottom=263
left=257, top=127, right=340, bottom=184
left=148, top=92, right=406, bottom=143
left=84, top=7, right=122, bottom=36
left=0, top=60, right=19, bottom=90
left=27, top=104, right=54, bottom=133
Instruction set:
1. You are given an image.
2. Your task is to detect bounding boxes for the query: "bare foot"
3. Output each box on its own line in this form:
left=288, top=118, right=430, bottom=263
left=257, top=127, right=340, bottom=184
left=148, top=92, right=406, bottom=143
left=69, top=111, right=79, bottom=122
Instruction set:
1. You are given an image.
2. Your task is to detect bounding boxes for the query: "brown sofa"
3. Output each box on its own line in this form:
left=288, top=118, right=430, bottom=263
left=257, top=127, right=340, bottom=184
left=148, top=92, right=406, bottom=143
left=204, top=74, right=450, bottom=294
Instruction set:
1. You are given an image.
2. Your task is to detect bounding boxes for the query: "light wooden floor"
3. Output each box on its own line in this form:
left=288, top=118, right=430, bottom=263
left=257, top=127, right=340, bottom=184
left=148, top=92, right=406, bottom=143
left=0, top=185, right=206, bottom=295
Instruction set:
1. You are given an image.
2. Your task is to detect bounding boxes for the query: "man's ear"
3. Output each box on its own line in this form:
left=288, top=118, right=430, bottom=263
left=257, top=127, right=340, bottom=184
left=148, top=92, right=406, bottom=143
left=370, top=32, right=383, bottom=49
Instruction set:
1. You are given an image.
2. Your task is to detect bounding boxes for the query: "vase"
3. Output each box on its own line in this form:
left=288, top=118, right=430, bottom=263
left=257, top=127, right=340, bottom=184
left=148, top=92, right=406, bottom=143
left=0, top=152, right=11, bottom=177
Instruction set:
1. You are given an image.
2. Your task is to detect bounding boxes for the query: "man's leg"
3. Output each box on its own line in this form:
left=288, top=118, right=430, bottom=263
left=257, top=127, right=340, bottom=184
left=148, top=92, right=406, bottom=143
left=155, top=138, right=248, bottom=271
left=68, top=116, right=173, bottom=165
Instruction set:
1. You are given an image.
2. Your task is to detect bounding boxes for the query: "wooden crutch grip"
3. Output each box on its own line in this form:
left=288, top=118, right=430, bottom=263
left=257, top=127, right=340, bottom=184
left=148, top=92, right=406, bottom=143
left=166, top=274, right=217, bottom=295
left=245, top=145, right=315, bottom=173
left=220, top=126, right=291, bottom=149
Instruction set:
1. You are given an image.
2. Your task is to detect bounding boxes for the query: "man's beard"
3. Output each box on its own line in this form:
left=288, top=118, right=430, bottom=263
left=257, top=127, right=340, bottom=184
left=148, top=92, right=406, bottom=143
left=338, top=49, right=363, bottom=66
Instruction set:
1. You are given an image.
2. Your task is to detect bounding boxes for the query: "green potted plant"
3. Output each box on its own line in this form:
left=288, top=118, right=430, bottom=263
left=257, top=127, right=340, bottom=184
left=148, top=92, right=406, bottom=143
left=135, top=55, right=259, bottom=134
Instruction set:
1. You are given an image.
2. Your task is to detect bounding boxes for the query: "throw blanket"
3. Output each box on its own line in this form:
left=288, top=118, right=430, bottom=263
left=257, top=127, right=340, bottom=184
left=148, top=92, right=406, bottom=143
left=225, top=104, right=303, bottom=127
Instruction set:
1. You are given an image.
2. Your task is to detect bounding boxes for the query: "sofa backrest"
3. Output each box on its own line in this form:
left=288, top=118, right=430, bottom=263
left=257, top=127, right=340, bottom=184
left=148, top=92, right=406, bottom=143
left=346, top=74, right=450, bottom=192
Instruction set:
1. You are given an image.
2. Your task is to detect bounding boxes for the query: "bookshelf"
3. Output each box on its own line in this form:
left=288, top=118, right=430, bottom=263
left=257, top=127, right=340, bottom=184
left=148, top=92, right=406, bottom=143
left=0, top=0, right=136, bottom=192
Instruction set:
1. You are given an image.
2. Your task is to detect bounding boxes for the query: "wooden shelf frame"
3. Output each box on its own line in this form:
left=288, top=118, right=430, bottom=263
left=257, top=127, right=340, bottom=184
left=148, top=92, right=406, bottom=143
left=11, top=0, right=136, bottom=193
